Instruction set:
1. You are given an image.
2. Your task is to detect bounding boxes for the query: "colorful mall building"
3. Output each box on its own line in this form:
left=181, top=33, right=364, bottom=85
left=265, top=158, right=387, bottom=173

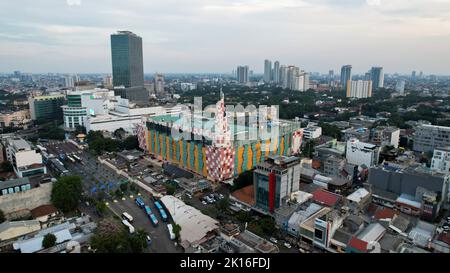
left=136, top=95, right=303, bottom=183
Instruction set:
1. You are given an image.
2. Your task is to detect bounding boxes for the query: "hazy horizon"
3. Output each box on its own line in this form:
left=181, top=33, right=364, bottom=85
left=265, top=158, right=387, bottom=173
left=1, top=0, right=450, bottom=75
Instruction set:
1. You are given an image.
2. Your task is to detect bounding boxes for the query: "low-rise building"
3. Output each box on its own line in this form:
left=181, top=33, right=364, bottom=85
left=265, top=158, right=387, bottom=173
left=370, top=126, right=400, bottom=148
left=0, top=110, right=31, bottom=128
left=413, top=124, right=450, bottom=153
left=346, top=139, right=380, bottom=168
left=342, top=127, right=370, bottom=142
left=346, top=188, right=372, bottom=212
left=303, top=125, right=322, bottom=140
left=160, top=195, right=219, bottom=250
left=369, top=163, right=450, bottom=217
left=431, top=147, right=450, bottom=174
left=5, top=137, right=47, bottom=178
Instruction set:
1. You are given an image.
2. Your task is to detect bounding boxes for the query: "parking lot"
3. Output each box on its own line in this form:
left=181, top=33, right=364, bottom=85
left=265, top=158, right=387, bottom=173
left=65, top=151, right=127, bottom=199
left=62, top=150, right=183, bottom=253
left=106, top=193, right=183, bottom=253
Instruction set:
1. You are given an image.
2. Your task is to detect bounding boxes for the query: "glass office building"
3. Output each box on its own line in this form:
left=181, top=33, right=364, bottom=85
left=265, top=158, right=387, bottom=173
left=111, top=31, right=144, bottom=88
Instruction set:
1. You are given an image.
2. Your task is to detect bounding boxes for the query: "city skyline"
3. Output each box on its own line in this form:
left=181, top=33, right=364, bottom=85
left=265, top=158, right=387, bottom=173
left=1, top=0, right=450, bottom=74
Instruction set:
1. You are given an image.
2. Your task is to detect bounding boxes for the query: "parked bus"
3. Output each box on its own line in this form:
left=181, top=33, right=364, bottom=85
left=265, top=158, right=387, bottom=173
left=144, top=205, right=159, bottom=227
left=122, top=219, right=135, bottom=234
left=122, top=212, right=133, bottom=222
left=36, top=144, right=47, bottom=152
left=167, top=224, right=176, bottom=240
left=135, top=197, right=145, bottom=208
left=159, top=209, right=168, bottom=222
left=149, top=214, right=159, bottom=227
left=154, top=201, right=168, bottom=222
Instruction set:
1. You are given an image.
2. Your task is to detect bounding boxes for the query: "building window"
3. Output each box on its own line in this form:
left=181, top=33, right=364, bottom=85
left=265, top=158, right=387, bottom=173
left=314, top=229, right=324, bottom=241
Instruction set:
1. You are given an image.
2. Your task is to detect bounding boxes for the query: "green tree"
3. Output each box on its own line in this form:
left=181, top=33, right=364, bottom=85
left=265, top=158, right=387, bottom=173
left=119, top=182, right=129, bottom=192
left=0, top=161, right=13, bottom=172
left=95, top=201, right=107, bottom=215
left=90, top=218, right=131, bottom=253
left=129, top=229, right=149, bottom=253
left=0, top=209, right=5, bottom=224
left=216, top=197, right=230, bottom=212
left=90, top=218, right=147, bottom=253
left=236, top=211, right=253, bottom=223
left=259, top=217, right=276, bottom=236
left=172, top=224, right=182, bottom=240
left=165, top=184, right=176, bottom=195
left=51, top=176, right=83, bottom=213
left=42, top=233, right=57, bottom=249
left=122, top=136, right=139, bottom=150
left=231, top=171, right=253, bottom=191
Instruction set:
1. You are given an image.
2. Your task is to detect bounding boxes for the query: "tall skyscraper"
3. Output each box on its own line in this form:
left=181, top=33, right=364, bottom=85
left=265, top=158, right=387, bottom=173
left=287, top=66, right=299, bottom=90
left=111, top=31, right=144, bottom=88
left=273, top=61, right=280, bottom=84
left=411, top=71, right=417, bottom=81
left=64, top=75, right=75, bottom=88
left=280, top=65, right=288, bottom=89
left=396, top=80, right=406, bottom=95
left=154, top=73, right=165, bottom=96
left=346, top=80, right=373, bottom=98
left=264, top=59, right=272, bottom=83
left=340, top=65, right=352, bottom=91
left=370, top=67, right=384, bottom=89
left=237, top=65, right=249, bottom=84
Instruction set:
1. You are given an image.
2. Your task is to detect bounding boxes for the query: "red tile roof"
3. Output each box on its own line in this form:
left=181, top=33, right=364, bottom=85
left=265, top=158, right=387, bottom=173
left=231, top=185, right=255, bottom=206
left=348, top=236, right=368, bottom=253
left=374, top=207, right=398, bottom=220
left=437, top=233, right=450, bottom=245
left=312, top=189, right=341, bottom=207
left=31, top=204, right=58, bottom=218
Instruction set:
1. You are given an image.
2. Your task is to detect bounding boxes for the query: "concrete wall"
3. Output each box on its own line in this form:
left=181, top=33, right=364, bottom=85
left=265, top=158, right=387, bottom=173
left=0, top=182, right=53, bottom=216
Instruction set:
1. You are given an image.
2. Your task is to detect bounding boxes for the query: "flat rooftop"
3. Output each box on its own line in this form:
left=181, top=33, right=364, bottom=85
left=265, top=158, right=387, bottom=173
left=147, top=113, right=301, bottom=139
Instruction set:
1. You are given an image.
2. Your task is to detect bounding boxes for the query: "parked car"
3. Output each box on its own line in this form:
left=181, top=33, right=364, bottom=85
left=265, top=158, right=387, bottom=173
left=185, top=192, right=193, bottom=199
left=202, top=201, right=208, bottom=205
left=269, top=237, right=278, bottom=244
left=284, top=242, right=292, bottom=249
left=146, top=235, right=152, bottom=245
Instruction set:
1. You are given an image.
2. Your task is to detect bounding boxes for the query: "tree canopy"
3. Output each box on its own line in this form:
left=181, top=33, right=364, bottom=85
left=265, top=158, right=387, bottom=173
left=0, top=209, right=5, bottom=224
left=51, top=176, right=83, bottom=213
left=90, top=218, right=148, bottom=253
left=42, top=233, right=57, bottom=249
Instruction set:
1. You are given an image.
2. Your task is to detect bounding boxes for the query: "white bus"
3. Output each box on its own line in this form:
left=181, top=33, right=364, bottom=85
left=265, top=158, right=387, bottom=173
left=67, top=155, right=76, bottom=163
left=167, top=224, right=176, bottom=240
left=122, top=219, right=135, bottom=234
left=122, top=212, right=134, bottom=222
left=36, top=144, right=47, bottom=152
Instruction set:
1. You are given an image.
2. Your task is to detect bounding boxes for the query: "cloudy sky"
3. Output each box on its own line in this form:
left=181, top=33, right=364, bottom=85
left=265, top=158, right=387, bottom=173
left=1, top=0, right=450, bottom=74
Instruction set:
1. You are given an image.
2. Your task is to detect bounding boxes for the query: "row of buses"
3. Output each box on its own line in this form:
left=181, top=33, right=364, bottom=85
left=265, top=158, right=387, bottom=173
left=121, top=197, right=175, bottom=240
left=135, top=197, right=168, bottom=225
